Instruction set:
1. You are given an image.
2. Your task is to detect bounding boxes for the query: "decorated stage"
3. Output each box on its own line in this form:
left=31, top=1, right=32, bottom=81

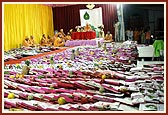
left=65, top=38, right=104, bottom=47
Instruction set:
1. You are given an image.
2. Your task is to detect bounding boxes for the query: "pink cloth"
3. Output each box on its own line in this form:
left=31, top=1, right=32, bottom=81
left=65, top=38, right=104, bottom=47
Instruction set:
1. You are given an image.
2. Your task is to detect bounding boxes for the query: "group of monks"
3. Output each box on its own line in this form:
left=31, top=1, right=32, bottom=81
left=52, top=29, right=72, bottom=47
left=22, top=29, right=72, bottom=47
left=84, top=23, right=113, bottom=42
left=40, top=29, right=72, bottom=47
left=22, top=23, right=114, bottom=47
left=76, top=23, right=93, bottom=32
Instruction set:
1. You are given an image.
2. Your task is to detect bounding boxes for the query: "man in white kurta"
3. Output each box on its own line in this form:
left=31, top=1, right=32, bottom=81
left=114, top=21, right=120, bottom=42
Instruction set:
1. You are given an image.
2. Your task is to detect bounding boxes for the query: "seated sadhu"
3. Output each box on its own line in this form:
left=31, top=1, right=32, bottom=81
left=69, top=29, right=73, bottom=36
left=60, top=29, right=66, bottom=37
left=104, top=31, right=113, bottom=42
left=40, top=34, right=50, bottom=46
left=84, top=23, right=92, bottom=31
left=29, top=35, right=35, bottom=46
left=65, top=32, right=71, bottom=41
left=22, top=36, right=31, bottom=47
left=54, top=33, right=65, bottom=47
left=59, top=29, right=68, bottom=41
left=47, top=35, right=54, bottom=46
left=51, top=32, right=61, bottom=45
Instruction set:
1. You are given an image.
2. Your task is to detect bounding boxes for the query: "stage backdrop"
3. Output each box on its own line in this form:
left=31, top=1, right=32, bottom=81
left=80, top=7, right=103, bottom=27
left=52, top=4, right=117, bottom=36
left=4, top=4, right=54, bottom=51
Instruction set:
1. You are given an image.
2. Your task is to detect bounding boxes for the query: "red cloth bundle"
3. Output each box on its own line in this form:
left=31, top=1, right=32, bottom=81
left=102, top=84, right=120, bottom=94
left=56, top=81, right=74, bottom=89
left=92, top=95, right=114, bottom=103
left=4, top=101, right=17, bottom=108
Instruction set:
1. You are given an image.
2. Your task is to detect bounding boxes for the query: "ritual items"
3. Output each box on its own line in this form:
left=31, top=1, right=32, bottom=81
left=4, top=42, right=164, bottom=111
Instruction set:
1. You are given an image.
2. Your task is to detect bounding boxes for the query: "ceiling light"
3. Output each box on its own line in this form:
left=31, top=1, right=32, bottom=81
left=86, top=4, right=95, bottom=10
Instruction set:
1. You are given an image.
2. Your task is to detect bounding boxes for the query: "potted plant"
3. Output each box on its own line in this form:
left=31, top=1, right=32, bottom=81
left=21, top=60, right=30, bottom=75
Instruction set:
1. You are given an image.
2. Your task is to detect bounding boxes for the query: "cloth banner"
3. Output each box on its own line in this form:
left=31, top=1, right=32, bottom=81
left=117, top=4, right=125, bottom=41
left=80, top=7, right=103, bottom=28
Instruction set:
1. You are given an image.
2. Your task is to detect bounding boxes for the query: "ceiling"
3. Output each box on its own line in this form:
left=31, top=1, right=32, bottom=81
left=45, top=4, right=164, bottom=9
left=44, top=4, right=77, bottom=7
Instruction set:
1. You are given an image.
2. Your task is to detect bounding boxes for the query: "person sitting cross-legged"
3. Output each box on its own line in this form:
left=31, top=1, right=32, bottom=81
left=84, top=23, right=92, bottom=31
left=40, top=34, right=50, bottom=46
left=64, top=32, right=71, bottom=41
left=29, top=35, right=35, bottom=47
left=54, top=33, right=65, bottom=47
left=22, top=36, right=31, bottom=47
left=104, top=31, right=113, bottom=42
